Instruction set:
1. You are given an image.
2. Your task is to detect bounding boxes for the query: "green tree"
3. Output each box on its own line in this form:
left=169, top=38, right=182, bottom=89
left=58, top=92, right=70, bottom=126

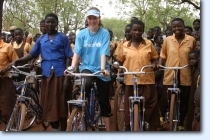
left=102, top=18, right=127, bottom=40
left=110, top=0, right=200, bottom=31
left=2, top=0, right=93, bottom=35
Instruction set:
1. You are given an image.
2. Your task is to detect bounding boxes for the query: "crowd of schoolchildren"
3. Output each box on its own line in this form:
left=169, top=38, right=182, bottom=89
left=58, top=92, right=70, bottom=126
left=0, top=7, right=200, bottom=131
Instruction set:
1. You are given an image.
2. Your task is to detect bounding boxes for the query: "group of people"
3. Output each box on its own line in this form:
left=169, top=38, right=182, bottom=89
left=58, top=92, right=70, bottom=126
left=0, top=6, right=200, bottom=131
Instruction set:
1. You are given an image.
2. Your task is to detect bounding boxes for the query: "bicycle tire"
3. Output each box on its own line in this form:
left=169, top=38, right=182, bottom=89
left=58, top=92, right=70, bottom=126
left=22, top=107, right=36, bottom=131
left=66, top=107, right=84, bottom=131
left=113, top=84, right=125, bottom=131
left=94, top=98, right=105, bottom=131
left=6, top=103, right=26, bottom=131
left=169, top=94, right=176, bottom=131
left=134, top=103, right=139, bottom=131
left=23, top=86, right=38, bottom=131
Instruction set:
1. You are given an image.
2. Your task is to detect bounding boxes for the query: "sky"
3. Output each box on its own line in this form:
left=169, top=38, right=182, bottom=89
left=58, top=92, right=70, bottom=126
left=92, top=0, right=118, bottom=18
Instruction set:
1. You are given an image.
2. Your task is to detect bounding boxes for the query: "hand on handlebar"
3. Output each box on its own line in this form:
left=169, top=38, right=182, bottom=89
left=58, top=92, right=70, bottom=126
left=101, top=69, right=109, bottom=77
left=152, top=64, right=158, bottom=71
left=64, top=66, right=76, bottom=76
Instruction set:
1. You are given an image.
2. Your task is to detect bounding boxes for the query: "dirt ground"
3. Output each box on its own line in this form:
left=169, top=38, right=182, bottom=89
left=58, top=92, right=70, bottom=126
left=0, top=98, right=170, bottom=132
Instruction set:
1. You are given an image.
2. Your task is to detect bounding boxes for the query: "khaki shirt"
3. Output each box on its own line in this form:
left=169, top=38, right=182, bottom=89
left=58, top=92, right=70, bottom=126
left=12, top=41, right=31, bottom=56
left=0, top=39, right=19, bottom=77
left=117, top=39, right=158, bottom=85
left=114, top=39, right=126, bottom=57
left=160, top=34, right=196, bottom=86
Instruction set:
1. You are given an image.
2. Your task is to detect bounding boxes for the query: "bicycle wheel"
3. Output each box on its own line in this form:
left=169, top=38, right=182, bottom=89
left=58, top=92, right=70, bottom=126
left=23, top=87, right=38, bottom=131
left=114, top=84, right=125, bottom=131
left=93, top=98, right=105, bottom=131
left=134, top=103, right=139, bottom=131
left=169, top=93, right=177, bottom=131
left=6, top=103, right=26, bottom=131
left=66, top=107, right=84, bottom=131
left=22, top=107, right=36, bottom=131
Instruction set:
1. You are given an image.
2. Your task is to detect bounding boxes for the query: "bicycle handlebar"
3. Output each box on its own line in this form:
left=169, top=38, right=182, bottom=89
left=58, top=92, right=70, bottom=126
left=11, top=65, right=42, bottom=78
left=159, top=65, right=189, bottom=70
left=64, top=70, right=105, bottom=77
left=113, top=63, right=153, bottom=74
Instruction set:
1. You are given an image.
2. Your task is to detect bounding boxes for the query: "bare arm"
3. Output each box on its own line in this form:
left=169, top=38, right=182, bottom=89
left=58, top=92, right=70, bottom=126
left=159, top=57, right=166, bottom=66
left=71, top=53, right=80, bottom=68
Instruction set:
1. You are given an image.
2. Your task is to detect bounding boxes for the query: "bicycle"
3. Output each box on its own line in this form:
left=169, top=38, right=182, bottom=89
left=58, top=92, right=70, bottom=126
left=159, top=65, right=189, bottom=131
left=65, top=70, right=106, bottom=131
left=5, top=64, right=48, bottom=131
left=113, top=75, right=125, bottom=131
left=113, top=62, right=153, bottom=131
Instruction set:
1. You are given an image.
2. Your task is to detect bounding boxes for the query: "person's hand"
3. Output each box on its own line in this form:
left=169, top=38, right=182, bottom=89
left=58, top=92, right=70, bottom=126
left=152, top=63, right=158, bottom=71
left=64, top=66, right=75, bottom=76
left=0, top=64, right=12, bottom=76
left=101, top=69, right=109, bottom=77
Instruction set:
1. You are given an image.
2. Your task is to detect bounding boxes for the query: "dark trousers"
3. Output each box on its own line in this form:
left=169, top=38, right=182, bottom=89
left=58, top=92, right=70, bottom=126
left=81, top=69, right=112, bottom=117
left=124, top=84, right=157, bottom=131
left=163, top=85, right=190, bottom=126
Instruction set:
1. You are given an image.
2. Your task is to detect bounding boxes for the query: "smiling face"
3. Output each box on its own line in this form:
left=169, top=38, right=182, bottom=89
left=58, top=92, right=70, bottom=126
left=131, top=24, right=144, bottom=40
left=171, top=20, right=185, bottom=36
left=87, top=15, right=100, bottom=29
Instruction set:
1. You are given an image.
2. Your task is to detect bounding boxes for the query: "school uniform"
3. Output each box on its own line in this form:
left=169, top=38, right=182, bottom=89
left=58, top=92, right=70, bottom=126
left=11, top=41, right=31, bottom=81
left=0, top=39, right=18, bottom=120
left=30, top=32, right=73, bottom=122
left=160, top=34, right=196, bottom=127
left=117, top=39, right=159, bottom=130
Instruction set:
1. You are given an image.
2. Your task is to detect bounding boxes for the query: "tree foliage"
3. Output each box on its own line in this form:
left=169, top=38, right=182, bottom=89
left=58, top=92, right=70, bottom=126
left=2, top=0, right=93, bottom=34
left=110, top=0, right=200, bottom=31
left=102, top=18, right=127, bottom=40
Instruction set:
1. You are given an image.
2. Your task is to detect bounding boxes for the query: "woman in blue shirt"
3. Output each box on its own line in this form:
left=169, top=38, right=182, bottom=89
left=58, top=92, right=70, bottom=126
left=9, top=13, right=73, bottom=131
left=68, top=7, right=112, bottom=131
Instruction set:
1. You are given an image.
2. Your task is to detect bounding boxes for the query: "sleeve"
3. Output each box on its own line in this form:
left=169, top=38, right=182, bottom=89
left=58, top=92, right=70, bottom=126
left=7, top=45, right=19, bottom=62
left=150, top=43, right=159, bottom=60
left=24, top=43, right=32, bottom=56
left=116, top=42, right=125, bottom=63
left=29, top=37, right=41, bottom=58
left=74, top=33, right=84, bottom=56
left=63, top=35, right=73, bottom=58
left=160, top=39, right=167, bottom=59
left=100, top=30, right=110, bottom=56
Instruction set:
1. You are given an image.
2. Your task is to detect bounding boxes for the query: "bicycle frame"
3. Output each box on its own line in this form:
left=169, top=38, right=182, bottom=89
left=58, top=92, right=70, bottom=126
left=6, top=65, right=44, bottom=131
left=66, top=71, right=103, bottom=131
left=159, top=65, right=189, bottom=131
left=113, top=62, right=153, bottom=131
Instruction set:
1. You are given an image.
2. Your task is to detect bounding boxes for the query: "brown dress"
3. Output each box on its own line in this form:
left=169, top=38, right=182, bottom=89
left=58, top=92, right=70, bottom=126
left=40, top=70, right=71, bottom=122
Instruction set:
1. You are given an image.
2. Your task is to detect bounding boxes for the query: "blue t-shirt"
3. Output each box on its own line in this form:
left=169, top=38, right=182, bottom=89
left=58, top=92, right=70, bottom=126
left=74, top=28, right=111, bottom=81
left=30, top=32, right=73, bottom=77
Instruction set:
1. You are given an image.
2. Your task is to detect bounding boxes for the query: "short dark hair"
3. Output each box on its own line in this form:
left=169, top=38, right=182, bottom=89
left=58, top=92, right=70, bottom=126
left=185, top=26, right=193, bottom=32
left=193, top=19, right=200, bottom=25
left=14, top=28, right=23, bottom=33
left=40, top=19, right=45, bottom=24
left=171, top=18, right=185, bottom=26
left=131, top=20, right=145, bottom=30
left=125, top=24, right=131, bottom=29
left=45, top=13, right=58, bottom=22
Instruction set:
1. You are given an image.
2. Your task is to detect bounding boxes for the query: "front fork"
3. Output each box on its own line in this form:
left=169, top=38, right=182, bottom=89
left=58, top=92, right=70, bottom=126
left=165, top=88, right=180, bottom=124
left=129, top=75, right=147, bottom=131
